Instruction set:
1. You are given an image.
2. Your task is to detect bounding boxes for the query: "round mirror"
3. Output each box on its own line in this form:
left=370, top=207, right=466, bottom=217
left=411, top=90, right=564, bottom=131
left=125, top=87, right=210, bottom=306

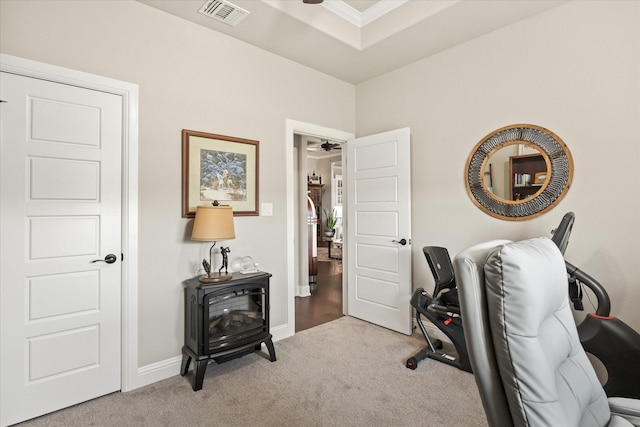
left=481, top=143, right=551, bottom=202
left=466, top=124, right=573, bottom=220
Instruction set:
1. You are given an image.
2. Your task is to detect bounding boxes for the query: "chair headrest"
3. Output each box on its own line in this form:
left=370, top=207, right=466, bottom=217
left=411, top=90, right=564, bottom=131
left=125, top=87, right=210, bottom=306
left=484, top=237, right=569, bottom=335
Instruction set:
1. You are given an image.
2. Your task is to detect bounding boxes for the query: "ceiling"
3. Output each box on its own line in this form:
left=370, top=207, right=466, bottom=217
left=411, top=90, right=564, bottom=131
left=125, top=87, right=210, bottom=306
left=138, top=0, right=568, bottom=85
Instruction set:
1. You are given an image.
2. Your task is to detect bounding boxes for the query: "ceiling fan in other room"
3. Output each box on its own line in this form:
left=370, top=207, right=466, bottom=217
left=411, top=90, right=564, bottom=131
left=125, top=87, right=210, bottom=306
left=307, top=139, right=342, bottom=153
left=320, top=140, right=341, bottom=151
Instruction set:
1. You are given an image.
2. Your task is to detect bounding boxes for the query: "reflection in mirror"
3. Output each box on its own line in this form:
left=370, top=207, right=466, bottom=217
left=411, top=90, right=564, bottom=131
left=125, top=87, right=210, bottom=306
left=465, top=124, right=573, bottom=221
left=482, top=144, right=549, bottom=202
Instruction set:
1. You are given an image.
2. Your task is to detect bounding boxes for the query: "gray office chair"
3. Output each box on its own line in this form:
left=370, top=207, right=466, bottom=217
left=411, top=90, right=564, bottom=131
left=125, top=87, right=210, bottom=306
left=453, top=237, right=640, bottom=427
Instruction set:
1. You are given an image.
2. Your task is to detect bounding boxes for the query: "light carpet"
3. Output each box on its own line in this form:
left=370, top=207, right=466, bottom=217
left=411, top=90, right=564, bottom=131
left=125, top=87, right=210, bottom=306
left=19, top=316, right=487, bottom=427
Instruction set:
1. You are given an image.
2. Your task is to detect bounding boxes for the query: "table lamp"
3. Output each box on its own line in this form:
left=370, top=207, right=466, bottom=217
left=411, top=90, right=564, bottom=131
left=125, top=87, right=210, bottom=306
left=191, top=202, right=236, bottom=282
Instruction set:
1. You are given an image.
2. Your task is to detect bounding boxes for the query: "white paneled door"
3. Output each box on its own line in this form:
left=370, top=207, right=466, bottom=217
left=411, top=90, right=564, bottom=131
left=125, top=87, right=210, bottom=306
left=346, top=128, right=412, bottom=335
left=0, top=72, right=122, bottom=426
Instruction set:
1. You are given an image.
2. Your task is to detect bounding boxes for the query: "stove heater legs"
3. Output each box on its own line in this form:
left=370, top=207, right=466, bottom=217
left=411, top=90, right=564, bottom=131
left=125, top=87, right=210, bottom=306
left=181, top=338, right=276, bottom=391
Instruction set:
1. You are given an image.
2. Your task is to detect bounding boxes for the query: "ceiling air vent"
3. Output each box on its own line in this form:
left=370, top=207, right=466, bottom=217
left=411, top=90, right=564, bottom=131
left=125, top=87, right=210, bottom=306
left=198, top=0, right=250, bottom=27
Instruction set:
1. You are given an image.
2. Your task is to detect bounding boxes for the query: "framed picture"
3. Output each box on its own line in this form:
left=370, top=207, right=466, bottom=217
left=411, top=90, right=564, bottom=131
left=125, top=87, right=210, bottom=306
left=534, top=171, right=548, bottom=184
left=182, top=129, right=259, bottom=217
left=518, top=143, right=540, bottom=156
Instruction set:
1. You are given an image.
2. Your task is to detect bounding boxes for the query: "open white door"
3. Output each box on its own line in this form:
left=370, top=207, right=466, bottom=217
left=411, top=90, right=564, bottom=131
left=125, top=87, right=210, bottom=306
left=1, top=72, right=122, bottom=425
left=346, top=128, right=412, bottom=335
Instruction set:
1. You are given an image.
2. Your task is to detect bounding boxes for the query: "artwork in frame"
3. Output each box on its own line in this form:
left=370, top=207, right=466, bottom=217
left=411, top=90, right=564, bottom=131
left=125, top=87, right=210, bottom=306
left=534, top=171, right=548, bottom=185
left=518, top=143, right=540, bottom=156
left=182, top=129, right=259, bottom=217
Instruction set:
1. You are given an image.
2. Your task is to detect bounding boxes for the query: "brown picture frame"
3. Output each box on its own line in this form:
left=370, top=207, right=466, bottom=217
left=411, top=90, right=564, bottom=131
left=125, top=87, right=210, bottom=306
left=182, top=129, right=259, bottom=217
left=534, top=171, right=548, bottom=185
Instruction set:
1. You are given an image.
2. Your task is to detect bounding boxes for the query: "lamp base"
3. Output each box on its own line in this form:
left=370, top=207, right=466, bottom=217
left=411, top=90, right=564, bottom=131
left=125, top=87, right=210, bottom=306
left=199, top=272, right=233, bottom=283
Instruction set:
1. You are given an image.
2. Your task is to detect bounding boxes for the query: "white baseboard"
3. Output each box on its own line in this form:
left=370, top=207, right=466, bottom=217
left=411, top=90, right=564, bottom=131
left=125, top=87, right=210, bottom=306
left=270, top=322, right=293, bottom=342
left=135, top=355, right=183, bottom=389
left=132, top=323, right=294, bottom=391
left=297, top=283, right=311, bottom=297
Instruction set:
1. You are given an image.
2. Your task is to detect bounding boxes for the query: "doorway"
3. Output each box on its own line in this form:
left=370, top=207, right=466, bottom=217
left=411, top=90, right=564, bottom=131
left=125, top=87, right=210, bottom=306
left=285, top=120, right=354, bottom=337
left=295, top=260, right=343, bottom=332
left=295, top=141, right=343, bottom=332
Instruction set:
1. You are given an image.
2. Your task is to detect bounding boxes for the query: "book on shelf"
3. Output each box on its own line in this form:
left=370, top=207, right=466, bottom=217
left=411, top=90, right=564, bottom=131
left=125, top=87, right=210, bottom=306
left=513, top=173, right=532, bottom=186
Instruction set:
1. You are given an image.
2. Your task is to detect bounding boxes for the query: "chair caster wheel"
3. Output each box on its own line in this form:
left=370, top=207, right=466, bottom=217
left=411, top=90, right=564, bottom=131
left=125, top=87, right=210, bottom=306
left=406, top=357, right=418, bottom=370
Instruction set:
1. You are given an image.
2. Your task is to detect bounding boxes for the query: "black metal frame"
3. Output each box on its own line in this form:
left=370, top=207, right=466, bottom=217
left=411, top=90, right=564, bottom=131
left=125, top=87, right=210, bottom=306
left=405, top=247, right=472, bottom=373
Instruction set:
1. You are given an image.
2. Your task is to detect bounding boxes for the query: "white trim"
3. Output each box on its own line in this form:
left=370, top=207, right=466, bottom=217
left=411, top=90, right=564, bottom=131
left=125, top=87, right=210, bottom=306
left=285, top=119, right=354, bottom=338
left=298, top=283, right=311, bottom=298
left=322, top=0, right=362, bottom=26
left=136, top=356, right=183, bottom=389
left=322, top=0, right=408, bottom=27
left=135, top=323, right=293, bottom=388
left=361, top=0, right=408, bottom=26
left=0, top=54, right=140, bottom=392
left=269, top=322, right=291, bottom=343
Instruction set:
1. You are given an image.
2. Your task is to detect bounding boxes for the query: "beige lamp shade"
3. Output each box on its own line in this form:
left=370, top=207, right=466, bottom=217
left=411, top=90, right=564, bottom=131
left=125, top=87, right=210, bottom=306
left=191, top=205, right=236, bottom=241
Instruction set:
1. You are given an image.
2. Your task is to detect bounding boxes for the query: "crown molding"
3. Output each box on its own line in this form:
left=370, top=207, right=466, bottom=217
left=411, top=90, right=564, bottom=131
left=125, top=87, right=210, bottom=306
left=322, top=0, right=408, bottom=28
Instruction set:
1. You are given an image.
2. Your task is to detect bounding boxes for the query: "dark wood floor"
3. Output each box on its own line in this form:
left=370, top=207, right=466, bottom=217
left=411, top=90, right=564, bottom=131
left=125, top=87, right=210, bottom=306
left=295, top=260, right=343, bottom=332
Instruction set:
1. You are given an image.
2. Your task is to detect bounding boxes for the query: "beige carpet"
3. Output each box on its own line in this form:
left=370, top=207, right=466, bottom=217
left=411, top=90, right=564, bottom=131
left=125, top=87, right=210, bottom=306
left=18, top=316, right=487, bottom=427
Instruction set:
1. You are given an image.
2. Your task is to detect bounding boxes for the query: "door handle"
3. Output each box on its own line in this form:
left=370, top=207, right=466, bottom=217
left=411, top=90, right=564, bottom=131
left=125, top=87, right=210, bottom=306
left=91, top=254, right=117, bottom=264
left=392, top=238, right=408, bottom=246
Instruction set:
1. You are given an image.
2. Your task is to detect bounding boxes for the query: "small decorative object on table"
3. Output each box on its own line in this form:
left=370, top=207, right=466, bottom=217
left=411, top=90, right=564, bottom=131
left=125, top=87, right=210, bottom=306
left=231, top=256, right=259, bottom=274
left=239, top=256, right=259, bottom=274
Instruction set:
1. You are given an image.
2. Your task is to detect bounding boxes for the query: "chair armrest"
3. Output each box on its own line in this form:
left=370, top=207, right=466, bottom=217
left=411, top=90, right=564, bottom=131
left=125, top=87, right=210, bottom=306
left=609, top=397, right=640, bottom=426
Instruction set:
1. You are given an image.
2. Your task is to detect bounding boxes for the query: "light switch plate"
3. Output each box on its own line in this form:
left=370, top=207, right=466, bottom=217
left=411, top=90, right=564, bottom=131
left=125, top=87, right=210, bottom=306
left=261, top=203, right=273, bottom=216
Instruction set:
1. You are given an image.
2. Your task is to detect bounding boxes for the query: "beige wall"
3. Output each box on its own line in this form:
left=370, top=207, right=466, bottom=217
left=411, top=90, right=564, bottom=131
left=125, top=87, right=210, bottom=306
left=0, top=0, right=356, bottom=366
left=357, top=1, right=640, bottom=330
left=2, top=0, right=639, bottom=372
